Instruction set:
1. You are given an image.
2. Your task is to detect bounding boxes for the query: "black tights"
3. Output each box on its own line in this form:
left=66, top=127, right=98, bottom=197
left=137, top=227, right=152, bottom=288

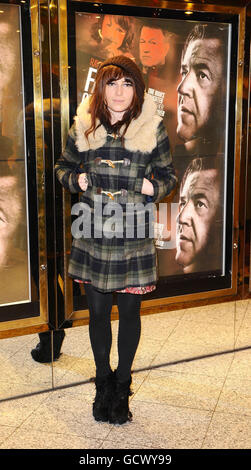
left=84, top=284, right=141, bottom=382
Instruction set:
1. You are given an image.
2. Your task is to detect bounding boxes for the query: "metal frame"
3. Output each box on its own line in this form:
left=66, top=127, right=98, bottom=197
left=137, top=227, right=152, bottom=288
left=31, top=0, right=49, bottom=325
left=59, top=0, right=74, bottom=321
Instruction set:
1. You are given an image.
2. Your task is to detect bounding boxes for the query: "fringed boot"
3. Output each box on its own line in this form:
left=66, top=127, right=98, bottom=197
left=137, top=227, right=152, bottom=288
left=109, top=372, right=133, bottom=425
left=31, top=330, right=65, bottom=363
left=93, top=371, right=115, bottom=422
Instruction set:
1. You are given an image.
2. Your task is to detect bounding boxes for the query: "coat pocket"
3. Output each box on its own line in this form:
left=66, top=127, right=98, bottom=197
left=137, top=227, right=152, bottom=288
left=124, top=238, right=155, bottom=259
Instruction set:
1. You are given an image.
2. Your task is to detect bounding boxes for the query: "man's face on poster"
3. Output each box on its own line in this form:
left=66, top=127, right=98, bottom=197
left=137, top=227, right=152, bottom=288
left=176, top=38, right=224, bottom=143
left=0, top=176, right=22, bottom=266
left=175, top=168, right=221, bottom=272
left=139, top=26, right=169, bottom=68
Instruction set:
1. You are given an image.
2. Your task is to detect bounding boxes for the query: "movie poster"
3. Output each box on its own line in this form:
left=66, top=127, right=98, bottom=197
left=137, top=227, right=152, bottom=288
left=0, top=4, right=30, bottom=305
left=75, top=12, right=231, bottom=279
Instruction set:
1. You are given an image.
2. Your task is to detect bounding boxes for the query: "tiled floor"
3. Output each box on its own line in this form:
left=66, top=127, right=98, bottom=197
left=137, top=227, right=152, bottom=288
left=0, top=299, right=250, bottom=449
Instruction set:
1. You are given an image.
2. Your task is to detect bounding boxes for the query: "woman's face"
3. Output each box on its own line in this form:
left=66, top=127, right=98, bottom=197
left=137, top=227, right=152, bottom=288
left=101, top=16, right=126, bottom=52
left=105, top=77, right=134, bottom=117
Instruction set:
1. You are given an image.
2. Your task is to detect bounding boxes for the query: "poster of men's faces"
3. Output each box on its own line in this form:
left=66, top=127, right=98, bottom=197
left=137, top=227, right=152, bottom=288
left=75, top=13, right=230, bottom=278
left=0, top=4, right=30, bottom=306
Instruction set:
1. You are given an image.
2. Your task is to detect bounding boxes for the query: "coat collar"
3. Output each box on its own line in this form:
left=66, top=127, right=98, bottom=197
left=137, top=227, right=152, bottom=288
left=74, top=93, right=162, bottom=154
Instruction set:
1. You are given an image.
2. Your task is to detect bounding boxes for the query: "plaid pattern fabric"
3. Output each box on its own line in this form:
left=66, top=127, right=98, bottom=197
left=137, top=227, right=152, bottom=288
left=55, top=119, right=177, bottom=293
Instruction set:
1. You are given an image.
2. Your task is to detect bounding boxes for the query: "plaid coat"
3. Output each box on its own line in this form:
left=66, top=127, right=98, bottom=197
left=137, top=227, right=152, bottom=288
left=55, top=94, right=177, bottom=292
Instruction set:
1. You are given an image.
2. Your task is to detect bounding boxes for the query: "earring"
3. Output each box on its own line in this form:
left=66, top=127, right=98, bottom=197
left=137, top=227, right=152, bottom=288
left=98, top=29, right=103, bottom=40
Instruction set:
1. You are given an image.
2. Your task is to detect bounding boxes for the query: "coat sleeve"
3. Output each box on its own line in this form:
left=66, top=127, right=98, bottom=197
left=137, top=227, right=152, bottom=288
left=55, top=123, right=91, bottom=193
left=147, top=120, right=177, bottom=203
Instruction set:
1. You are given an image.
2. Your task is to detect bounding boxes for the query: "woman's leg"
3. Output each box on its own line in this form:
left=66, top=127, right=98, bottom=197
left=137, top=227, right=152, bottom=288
left=85, top=284, right=115, bottom=422
left=116, top=292, right=142, bottom=382
left=109, top=292, right=142, bottom=424
left=84, top=283, right=113, bottom=378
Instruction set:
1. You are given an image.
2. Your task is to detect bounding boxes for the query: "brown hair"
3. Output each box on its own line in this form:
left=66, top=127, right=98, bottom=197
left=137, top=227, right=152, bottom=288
left=85, top=55, right=145, bottom=144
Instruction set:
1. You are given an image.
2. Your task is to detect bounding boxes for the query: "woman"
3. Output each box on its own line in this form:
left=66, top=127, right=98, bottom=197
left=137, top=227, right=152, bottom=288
left=55, top=56, right=176, bottom=425
left=91, top=15, right=134, bottom=59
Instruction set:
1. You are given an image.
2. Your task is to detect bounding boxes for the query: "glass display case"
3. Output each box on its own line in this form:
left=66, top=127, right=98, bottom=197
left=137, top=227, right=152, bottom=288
left=59, top=0, right=244, bottom=326
left=0, top=0, right=49, bottom=336
left=0, top=0, right=249, bottom=401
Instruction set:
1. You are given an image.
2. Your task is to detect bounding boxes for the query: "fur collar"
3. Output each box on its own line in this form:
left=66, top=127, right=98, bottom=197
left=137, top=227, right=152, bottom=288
left=74, top=93, right=162, bottom=154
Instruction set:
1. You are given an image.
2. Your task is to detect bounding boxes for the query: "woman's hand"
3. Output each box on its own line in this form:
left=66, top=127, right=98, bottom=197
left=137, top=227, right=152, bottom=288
left=141, top=178, right=154, bottom=196
left=78, top=173, right=88, bottom=192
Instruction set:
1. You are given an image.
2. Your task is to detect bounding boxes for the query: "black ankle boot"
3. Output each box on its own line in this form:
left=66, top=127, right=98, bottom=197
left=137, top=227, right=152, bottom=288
left=93, top=371, right=115, bottom=422
left=31, top=330, right=65, bottom=363
left=109, top=373, right=133, bottom=425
